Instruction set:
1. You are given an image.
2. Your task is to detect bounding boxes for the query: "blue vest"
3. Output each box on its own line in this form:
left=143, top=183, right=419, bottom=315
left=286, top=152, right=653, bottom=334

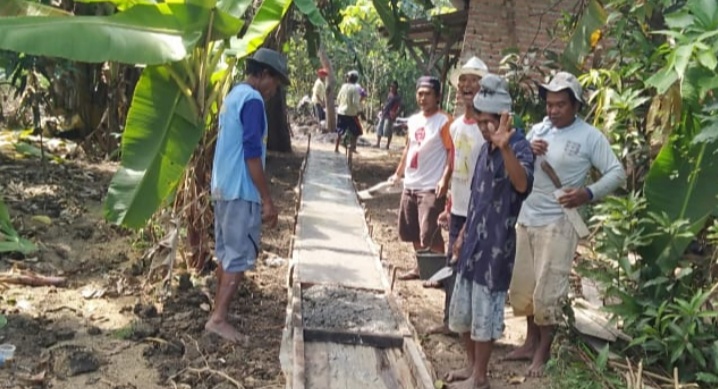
left=211, top=83, right=267, bottom=203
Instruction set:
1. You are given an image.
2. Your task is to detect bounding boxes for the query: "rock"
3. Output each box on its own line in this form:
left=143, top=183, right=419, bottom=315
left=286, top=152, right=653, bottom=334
left=133, top=303, right=157, bottom=318
left=55, top=329, right=76, bottom=341
left=50, top=345, right=100, bottom=377
left=130, top=320, right=158, bottom=339
left=86, top=326, right=101, bottom=336
left=177, top=273, right=193, bottom=292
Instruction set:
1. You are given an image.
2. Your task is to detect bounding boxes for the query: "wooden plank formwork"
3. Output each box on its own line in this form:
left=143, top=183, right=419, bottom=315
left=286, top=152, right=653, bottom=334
left=283, top=144, right=436, bottom=389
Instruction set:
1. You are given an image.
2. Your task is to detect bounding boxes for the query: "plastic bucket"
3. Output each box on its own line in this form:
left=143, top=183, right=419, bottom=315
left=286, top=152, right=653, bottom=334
left=0, top=344, right=16, bottom=366
left=416, top=251, right=446, bottom=280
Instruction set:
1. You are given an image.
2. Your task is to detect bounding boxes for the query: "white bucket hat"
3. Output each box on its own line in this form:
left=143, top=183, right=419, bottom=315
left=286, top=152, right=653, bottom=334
left=539, top=71, right=584, bottom=104
left=450, top=56, right=489, bottom=88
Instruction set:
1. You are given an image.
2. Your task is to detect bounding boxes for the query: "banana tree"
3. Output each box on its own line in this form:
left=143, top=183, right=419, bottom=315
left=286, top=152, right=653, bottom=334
left=0, top=0, right=306, bottom=269
left=638, top=0, right=718, bottom=275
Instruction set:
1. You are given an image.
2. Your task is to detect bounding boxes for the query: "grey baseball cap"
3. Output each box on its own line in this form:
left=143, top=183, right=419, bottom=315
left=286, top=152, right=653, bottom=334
left=538, top=71, right=583, bottom=103
left=473, top=74, right=512, bottom=114
left=247, top=48, right=290, bottom=85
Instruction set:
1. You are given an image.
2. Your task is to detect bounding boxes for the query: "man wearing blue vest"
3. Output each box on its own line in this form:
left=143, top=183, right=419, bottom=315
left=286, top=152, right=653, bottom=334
left=207, top=48, right=290, bottom=343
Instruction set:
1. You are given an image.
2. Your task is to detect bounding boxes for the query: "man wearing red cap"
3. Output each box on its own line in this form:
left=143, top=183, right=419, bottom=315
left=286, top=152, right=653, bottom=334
left=312, top=68, right=328, bottom=122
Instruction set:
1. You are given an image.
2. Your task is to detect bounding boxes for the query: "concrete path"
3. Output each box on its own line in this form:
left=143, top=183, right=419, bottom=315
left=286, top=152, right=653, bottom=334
left=294, top=147, right=386, bottom=291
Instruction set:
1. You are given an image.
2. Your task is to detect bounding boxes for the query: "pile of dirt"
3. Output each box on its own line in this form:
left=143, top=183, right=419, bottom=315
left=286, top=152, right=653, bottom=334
left=302, top=285, right=400, bottom=334
left=0, top=146, right=304, bottom=388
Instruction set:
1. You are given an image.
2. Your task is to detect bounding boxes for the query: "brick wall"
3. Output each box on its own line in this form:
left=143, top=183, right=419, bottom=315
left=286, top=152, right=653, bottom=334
left=459, top=0, right=580, bottom=73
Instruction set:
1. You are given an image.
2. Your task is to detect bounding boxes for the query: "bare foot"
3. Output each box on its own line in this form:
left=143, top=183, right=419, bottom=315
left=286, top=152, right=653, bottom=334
left=500, top=344, right=535, bottom=362
left=527, top=361, right=546, bottom=377
left=205, top=319, right=249, bottom=344
left=449, top=375, right=490, bottom=389
left=444, top=367, right=473, bottom=383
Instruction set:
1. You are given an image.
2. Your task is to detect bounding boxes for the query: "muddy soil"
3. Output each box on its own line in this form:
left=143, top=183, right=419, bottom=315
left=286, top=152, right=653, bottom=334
left=302, top=285, right=400, bottom=334
left=349, top=138, right=550, bottom=389
left=0, top=146, right=303, bottom=389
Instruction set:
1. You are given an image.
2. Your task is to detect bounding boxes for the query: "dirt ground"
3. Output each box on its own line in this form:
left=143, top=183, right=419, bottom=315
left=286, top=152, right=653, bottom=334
left=349, top=135, right=549, bottom=389
left=0, top=147, right=302, bottom=389
left=1, top=129, right=548, bottom=389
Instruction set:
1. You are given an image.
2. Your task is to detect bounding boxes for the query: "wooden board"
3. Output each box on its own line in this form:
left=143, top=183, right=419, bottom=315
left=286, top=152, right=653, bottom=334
left=305, top=342, right=423, bottom=389
left=303, top=328, right=404, bottom=349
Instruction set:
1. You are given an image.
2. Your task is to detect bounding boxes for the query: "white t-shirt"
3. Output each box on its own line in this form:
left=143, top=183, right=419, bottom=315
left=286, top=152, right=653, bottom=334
left=518, top=117, right=626, bottom=227
left=403, top=111, right=453, bottom=191
left=449, top=115, right=485, bottom=216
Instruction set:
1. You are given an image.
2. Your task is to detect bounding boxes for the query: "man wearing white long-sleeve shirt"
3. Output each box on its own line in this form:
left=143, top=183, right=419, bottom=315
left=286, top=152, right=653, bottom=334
left=506, top=72, right=626, bottom=376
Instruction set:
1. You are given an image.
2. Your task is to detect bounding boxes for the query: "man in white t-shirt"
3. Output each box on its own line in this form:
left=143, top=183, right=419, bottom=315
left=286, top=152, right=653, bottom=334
left=426, top=57, right=488, bottom=335
left=506, top=72, right=626, bottom=376
left=390, top=76, right=453, bottom=280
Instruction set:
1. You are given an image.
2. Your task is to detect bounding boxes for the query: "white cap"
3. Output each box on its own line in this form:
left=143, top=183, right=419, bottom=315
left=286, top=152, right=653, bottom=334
left=450, top=56, right=489, bottom=88
left=539, top=71, right=584, bottom=104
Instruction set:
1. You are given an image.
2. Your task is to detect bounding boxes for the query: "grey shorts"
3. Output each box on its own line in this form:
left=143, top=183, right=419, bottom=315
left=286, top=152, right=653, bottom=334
left=377, top=117, right=394, bottom=137
left=448, top=274, right=506, bottom=341
left=214, top=199, right=261, bottom=273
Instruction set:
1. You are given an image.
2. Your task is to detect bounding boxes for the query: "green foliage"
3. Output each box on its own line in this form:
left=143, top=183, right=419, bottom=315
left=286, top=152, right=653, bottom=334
left=584, top=193, right=718, bottom=384
left=499, top=50, right=551, bottom=126
left=560, top=0, right=607, bottom=73
left=0, top=0, right=290, bottom=228
left=0, top=196, right=37, bottom=255
left=227, top=0, right=292, bottom=58
left=287, top=1, right=427, bottom=117
left=546, top=341, right=624, bottom=389
left=104, top=65, right=205, bottom=228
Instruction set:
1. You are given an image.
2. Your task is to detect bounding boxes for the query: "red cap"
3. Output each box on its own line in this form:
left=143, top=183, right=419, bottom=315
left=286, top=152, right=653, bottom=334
left=317, top=68, right=329, bottom=76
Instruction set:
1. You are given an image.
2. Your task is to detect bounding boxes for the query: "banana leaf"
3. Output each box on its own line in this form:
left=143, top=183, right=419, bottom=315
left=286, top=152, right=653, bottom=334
left=293, top=0, right=327, bottom=27
left=73, top=0, right=157, bottom=11
left=0, top=2, right=215, bottom=65
left=0, top=0, right=72, bottom=16
left=227, top=0, right=293, bottom=58
left=104, top=65, right=205, bottom=228
left=639, top=111, right=718, bottom=273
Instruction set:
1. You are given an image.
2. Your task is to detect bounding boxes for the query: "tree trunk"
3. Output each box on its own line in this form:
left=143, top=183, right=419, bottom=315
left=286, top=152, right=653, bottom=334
left=266, top=85, right=292, bottom=152
left=264, top=9, right=293, bottom=152
left=319, top=45, right=336, bottom=134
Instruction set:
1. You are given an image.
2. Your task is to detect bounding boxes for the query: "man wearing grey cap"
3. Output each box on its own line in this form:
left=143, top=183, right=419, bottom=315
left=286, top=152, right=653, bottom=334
left=446, top=74, right=534, bottom=389
left=506, top=71, right=625, bottom=376
left=208, top=48, right=289, bottom=343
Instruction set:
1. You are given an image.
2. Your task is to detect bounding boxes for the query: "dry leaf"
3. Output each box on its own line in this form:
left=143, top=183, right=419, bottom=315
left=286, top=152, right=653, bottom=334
left=508, top=376, right=526, bottom=385
left=18, top=370, right=46, bottom=384
left=31, top=215, right=52, bottom=226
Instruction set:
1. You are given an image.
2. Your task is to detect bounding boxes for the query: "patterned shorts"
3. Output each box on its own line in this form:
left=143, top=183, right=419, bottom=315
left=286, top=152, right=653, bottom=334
left=448, top=274, right=506, bottom=341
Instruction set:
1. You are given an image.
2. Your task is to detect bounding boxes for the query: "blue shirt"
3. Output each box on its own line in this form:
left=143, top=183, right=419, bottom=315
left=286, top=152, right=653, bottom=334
left=457, top=132, right=534, bottom=291
left=211, top=83, right=267, bottom=203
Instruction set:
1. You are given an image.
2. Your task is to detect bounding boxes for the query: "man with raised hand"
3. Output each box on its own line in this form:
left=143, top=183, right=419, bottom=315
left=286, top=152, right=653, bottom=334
left=390, top=76, right=453, bottom=280
left=427, top=57, right=489, bottom=335
left=506, top=71, right=625, bottom=376
left=446, top=74, right=534, bottom=389
left=207, top=48, right=289, bottom=343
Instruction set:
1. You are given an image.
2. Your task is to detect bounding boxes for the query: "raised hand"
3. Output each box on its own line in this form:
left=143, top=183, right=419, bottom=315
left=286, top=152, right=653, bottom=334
left=488, top=112, right=515, bottom=149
